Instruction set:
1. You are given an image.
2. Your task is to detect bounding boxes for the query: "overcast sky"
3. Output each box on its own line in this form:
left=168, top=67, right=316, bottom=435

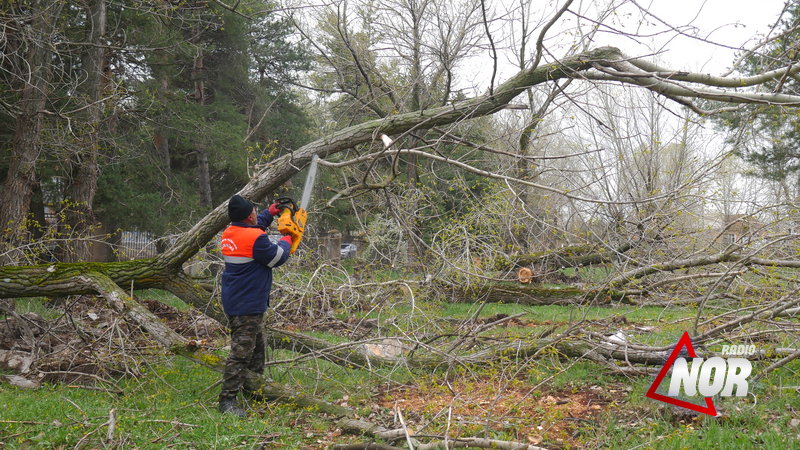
left=461, top=0, right=788, bottom=91
left=613, top=0, right=787, bottom=73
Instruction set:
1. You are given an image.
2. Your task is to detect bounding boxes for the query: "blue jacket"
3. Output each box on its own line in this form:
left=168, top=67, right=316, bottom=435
left=220, top=209, right=291, bottom=316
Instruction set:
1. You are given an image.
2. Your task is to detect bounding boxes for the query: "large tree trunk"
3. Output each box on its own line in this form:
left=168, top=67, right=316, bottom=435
left=193, top=41, right=213, bottom=209
left=197, top=148, right=213, bottom=209
left=403, top=6, right=426, bottom=268
left=64, top=0, right=107, bottom=262
left=153, top=74, right=172, bottom=172
left=0, top=1, right=64, bottom=265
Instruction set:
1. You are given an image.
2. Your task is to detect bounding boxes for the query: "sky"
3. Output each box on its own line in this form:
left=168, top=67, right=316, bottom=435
left=610, top=0, right=787, bottom=73
left=463, top=0, right=789, bottom=91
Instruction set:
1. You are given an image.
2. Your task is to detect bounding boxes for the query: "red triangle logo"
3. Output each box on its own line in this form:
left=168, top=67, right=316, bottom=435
left=645, top=331, right=718, bottom=416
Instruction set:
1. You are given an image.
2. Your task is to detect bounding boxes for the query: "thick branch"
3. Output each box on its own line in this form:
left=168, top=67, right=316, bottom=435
left=0, top=260, right=163, bottom=298
left=268, top=326, right=671, bottom=368
left=503, top=241, right=635, bottom=270
left=442, top=282, right=632, bottom=305
left=607, top=251, right=737, bottom=288
left=157, top=46, right=623, bottom=268
left=608, top=253, right=800, bottom=288
left=627, top=57, right=800, bottom=88
left=586, top=61, right=800, bottom=106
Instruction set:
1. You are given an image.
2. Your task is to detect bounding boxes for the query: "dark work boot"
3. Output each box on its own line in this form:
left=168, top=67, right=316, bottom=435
left=218, top=398, right=247, bottom=418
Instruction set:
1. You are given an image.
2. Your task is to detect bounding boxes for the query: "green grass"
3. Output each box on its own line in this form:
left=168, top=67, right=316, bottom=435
left=598, top=381, right=800, bottom=448
left=4, top=297, right=62, bottom=319
left=0, top=357, right=321, bottom=448
left=5, top=276, right=800, bottom=448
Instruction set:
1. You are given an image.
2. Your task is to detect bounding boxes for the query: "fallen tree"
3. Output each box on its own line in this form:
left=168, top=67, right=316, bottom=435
left=498, top=241, right=636, bottom=271
left=3, top=46, right=800, bottom=305
left=439, top=282, right=634, bottom=305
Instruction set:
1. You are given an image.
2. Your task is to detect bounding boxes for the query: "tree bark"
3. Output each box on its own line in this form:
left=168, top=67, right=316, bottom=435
left=192, top=39, right=213, bottom=210
left=197, top=148, right=213, bottom=209
left=441, top=282, right=633, bottom=305
left=0, top=1, right=64, bottom=265
left=153, top=75, right=172, bottom=173
left=502, top=241, right=636, bottom=270
left=64, top=0, right=107, bottom=262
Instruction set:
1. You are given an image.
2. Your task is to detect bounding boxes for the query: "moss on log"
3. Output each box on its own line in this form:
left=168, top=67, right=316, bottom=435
left=0, top=259, right=165, bottom=298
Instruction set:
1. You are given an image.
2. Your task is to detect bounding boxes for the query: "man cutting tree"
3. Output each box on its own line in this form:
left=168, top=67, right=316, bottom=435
left=217, top=194, right=298, bottom=417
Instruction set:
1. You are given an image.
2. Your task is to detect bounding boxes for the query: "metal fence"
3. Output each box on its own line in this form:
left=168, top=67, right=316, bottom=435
left=117, top=231, right=159, bottom=260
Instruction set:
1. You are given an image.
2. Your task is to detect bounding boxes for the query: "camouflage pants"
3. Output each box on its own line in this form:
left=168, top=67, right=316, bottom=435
left=219, top=313, right=265, bottom=401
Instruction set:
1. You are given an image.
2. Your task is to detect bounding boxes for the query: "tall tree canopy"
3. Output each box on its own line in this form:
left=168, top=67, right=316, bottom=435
left=0, top=0, right=311, bottom=258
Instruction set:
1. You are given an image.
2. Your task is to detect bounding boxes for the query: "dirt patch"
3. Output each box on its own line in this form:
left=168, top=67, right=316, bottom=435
left=378, top=379, right=615, bottom=448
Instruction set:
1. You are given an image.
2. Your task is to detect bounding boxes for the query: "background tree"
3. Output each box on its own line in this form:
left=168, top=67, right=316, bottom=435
left=0, top=1, right=65, bottom=263
left=299, top=0, right=484, bottom=265
left=96, top=0, right=310, bottom=242
left=719, top=2, right=800, bottom=190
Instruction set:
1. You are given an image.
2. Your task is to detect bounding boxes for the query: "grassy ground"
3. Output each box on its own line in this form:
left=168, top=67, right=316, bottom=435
left=1, top=356, right=333, bottom=448
left=3, top=281, right=800, bottom=448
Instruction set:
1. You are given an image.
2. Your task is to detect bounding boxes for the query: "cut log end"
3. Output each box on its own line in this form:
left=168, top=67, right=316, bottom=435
left=517, top=267, right=534, bottom=283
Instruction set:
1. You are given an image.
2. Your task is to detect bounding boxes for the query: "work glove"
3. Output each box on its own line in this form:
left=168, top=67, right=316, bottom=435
left=279, top=235, right=292, bottom=246
left=268, top=203, right=281, bottom=216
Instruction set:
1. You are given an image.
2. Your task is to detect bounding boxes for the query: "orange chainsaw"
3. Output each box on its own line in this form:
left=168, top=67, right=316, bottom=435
left=274, top=197, right=306, bottom=254
left=274, top=155, right=318, bottom=254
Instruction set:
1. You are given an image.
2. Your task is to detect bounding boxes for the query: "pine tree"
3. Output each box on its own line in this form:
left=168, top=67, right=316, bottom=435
left=94, top=0, right=311, bottom=239
left=719, top=4, right=800, bottom=186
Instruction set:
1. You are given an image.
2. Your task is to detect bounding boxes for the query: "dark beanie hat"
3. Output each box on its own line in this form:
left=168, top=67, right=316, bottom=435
left=228, top=194, right=254, bottom=221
